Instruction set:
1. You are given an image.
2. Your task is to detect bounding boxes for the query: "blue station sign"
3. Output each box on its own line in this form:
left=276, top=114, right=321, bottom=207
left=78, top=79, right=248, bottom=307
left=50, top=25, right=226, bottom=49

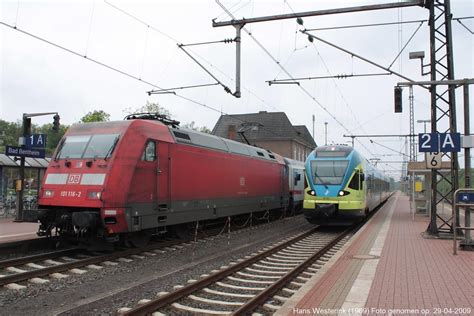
left=5, top=145, right=46, bottom=159
left=456, top=192, right=474, bottom=204
left=25, top=134, right=47, bottom=148
left=418, top=132, right=461, bottom=153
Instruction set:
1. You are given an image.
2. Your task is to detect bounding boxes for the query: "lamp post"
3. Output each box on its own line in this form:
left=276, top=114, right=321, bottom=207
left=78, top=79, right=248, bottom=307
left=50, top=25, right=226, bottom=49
left=417, top=119, right=431, bottom=133
left=324, top=122, right=328, bottom=146
left=15, top=112, right=59, bottom=221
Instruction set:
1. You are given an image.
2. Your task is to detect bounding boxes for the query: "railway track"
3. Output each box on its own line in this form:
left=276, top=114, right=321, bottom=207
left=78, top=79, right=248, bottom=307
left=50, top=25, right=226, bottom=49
left=0, top=215, right=299, bottom=291
left=0, top=239, right=186, bottom=290
left=117, top=198, right=390, bottom=316
left=117, top=227, right=350, bottom=315
left=0, top=237, right=62, bottom=258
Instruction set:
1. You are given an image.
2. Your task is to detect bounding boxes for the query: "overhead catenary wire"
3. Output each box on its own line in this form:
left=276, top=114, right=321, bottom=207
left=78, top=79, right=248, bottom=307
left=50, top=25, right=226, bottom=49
left=388, top=21, right=425, bottom=70
left=214, top=1, right=359, bottom=140
left=177, top=44, right=233, bottom=95
left=104, top=0, right=279, bottom=112
left=2, top=5, right=281, bottom=134
left=84, top=0, right=96, bottom=57
left=215, top=0, right=380, bottom=160
left=370, top=139, right=409, bottom=158
left=6, top=23, right=287, bottom=144
left=0, top=21, right=223, bottom=115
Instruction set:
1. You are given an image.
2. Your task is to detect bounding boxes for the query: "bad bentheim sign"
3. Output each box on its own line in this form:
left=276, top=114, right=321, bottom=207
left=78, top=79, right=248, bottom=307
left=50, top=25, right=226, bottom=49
left=5, top=145, right=45, bottom=159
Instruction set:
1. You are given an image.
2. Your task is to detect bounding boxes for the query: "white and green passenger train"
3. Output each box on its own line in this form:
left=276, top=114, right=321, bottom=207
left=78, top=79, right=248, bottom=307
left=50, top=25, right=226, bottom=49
left=303, top=145, right=391, bottom=225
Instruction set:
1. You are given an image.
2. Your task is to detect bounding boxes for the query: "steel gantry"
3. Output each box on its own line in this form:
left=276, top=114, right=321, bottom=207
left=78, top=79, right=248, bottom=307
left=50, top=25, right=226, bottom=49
left=213, top=0, right=461, bottom=236
left=426, top=0, right=458, bottom=235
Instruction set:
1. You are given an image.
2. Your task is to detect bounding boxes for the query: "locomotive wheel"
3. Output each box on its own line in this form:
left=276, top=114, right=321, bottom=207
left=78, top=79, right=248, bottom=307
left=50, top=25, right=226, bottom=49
left=127, top=231, right=151, bottom=248
left=173, top=223, right=195, bottom=239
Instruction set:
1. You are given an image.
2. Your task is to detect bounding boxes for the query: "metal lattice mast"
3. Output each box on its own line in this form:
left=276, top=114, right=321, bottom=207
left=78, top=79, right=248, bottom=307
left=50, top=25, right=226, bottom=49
left=426, top=0, right=458, bottom=235
left=409, top=86, right=416, bottom=161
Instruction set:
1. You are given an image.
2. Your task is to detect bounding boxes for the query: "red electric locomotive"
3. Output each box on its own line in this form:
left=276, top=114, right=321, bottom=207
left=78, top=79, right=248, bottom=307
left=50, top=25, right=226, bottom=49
left=37, top=114, right=289, bottom=244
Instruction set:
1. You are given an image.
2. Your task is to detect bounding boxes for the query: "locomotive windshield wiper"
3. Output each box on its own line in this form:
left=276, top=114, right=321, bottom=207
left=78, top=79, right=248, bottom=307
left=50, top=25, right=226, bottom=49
left=54, top=139, right=66, bottom=161
left=104, top=136, right=119, bottom=161
left=314, top=172, right=329, bottom=189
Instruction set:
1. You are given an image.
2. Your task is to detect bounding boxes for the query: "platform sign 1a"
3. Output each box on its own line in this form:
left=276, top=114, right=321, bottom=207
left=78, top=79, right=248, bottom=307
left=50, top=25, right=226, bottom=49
left=24, top=134, right=47, bottom=148
left=418, top=132, right=461, bottom=153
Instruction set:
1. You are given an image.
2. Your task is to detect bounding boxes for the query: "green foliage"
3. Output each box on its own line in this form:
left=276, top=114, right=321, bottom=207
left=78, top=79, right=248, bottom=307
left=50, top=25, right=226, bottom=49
left=80, top=110, right=110, bottom=123
left=437, top=168, right=474, bottom=195
left=123, top=101, right=171, bottom=117
left=0, top=119, right=22, bottom=148
left=0, top=119, right=68, bottom=157
left=182, top=121, right=211, bottom=134
left=35, top=123, right=68, bottom=155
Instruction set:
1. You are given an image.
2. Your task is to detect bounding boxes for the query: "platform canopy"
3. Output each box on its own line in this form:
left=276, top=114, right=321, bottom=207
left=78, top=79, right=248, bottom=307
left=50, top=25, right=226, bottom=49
left=0, top=153, right=50, bottom=169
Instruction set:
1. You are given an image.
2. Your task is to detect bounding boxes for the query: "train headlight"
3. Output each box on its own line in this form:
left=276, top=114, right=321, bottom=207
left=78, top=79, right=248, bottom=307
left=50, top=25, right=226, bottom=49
left=307, top=190, right=316, bottom=196
left=87, top=191, right=102, bottom=200
left=44, top=190, right=54, bottom=198
left=338, top=190, right=350, bottom=196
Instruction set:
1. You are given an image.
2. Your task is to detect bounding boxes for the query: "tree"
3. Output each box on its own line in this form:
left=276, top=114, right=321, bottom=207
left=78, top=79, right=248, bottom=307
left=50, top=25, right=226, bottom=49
left=123, top=101, right=171, bottom=117
left=0, top=119, right=68, bottom=156
left=36, top=123, right=68, bottom=156
left=0, top=119, right=22, bottom=150
left=80, top=110, right=110, bottom=123
left=182, top=121, right=211, bottom=134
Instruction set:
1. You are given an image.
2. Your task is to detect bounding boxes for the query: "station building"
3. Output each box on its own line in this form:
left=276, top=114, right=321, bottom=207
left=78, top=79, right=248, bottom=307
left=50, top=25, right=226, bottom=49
left=212, top=111, right=316, bottom=162
left=0, top=154, right=50, bottom=202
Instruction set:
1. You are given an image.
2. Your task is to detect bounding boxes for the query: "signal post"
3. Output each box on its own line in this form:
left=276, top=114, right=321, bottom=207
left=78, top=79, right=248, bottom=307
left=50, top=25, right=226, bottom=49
left=4, top=112, right=60, bottom=221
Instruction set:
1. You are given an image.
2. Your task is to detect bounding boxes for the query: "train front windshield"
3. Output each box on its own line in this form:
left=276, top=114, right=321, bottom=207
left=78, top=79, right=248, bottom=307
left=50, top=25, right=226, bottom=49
left=56, top=134, right=120, bottom=159
left=311, top=160, right=348, bottom=185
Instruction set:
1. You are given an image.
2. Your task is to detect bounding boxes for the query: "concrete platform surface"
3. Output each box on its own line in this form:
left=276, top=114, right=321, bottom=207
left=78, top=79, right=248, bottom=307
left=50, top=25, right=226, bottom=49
left=0, top=217, right=39, bottom=244
left=277, top=192, right=474, bottom=316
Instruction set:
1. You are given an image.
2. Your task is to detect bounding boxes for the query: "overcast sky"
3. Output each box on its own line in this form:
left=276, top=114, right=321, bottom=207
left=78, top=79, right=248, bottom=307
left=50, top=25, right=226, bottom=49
left=1, top=0, right=473, bottom=177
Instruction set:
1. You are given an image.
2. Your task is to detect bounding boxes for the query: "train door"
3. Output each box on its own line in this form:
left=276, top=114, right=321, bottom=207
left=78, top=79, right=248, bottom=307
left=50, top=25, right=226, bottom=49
left=349, top=169, right=365, bottom=206
left=156, top=142, right=170, bottom=212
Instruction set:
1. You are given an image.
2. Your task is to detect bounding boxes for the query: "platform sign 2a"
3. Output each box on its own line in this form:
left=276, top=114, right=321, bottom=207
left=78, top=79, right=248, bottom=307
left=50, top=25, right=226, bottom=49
left=418, top=132, right=461, bottom=153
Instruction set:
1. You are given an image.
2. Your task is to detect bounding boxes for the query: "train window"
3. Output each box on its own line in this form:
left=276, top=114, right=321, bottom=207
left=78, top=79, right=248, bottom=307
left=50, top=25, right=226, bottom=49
left=348, top=171, right=361, bottom=190
left=142, top=141, right=156, bottom=161
left=294, top=172, right=302, bottom=186
left=83, top=134, right=119, bottom=159
left=257, top=151, right=265, bottom=157
left=311, top=160, right=348, bottom=185
left=56, top=134, right=120, bottom=160
left=55, top=135, right=91, bottom=159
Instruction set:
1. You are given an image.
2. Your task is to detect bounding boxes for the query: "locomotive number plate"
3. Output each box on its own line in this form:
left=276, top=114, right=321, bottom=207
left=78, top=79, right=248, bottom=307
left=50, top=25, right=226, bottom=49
left=60, top=191, right=82, bottom=198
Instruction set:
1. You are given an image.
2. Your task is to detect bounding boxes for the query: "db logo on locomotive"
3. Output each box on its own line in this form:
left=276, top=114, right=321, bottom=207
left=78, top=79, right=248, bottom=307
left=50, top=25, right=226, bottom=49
left=67, top=174, right=82, bottom=184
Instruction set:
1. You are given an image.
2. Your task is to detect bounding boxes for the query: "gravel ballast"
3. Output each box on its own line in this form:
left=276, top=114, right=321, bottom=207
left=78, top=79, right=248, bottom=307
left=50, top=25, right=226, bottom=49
left=0, top=215, right=312, bottom=315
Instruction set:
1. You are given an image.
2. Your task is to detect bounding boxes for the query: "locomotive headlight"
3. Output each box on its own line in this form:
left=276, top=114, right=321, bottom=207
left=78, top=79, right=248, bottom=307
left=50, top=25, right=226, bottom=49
left=44, top=190, right=54, bottom=198
left=338, top=190, right=350, bottom=196
left=87, top=191, right=102, bottom=200
left=307, top=190, right=316, bottom=196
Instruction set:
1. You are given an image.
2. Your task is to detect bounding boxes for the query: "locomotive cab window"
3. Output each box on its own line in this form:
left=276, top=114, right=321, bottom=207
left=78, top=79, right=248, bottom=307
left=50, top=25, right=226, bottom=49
left=142, top=141, right=156, bottom=161
left=55, top=134, right=119, bottom=159
left=311, top=160, right=349, bottom=185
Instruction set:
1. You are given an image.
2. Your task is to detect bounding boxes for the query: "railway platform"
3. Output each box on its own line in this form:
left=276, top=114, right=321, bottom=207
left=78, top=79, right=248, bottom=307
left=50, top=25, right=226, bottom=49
left=276, top=192, right=474, bottom=316
left=0, top=217, right=39, bottom=244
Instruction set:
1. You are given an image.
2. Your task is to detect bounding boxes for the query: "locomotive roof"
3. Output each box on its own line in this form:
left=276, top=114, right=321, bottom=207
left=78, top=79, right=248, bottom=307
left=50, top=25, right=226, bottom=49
left=170, top=127, right=285, bottom=163
left=66, top=119, right=284, bottom=164
left=314, top=145, right=353, bottom=157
